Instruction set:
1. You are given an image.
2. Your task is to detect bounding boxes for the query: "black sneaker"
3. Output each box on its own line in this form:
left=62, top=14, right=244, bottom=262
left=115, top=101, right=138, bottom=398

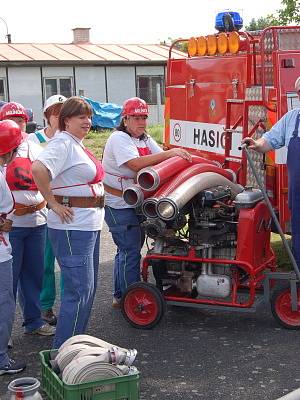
left=0, top=358, right=26, bottom=375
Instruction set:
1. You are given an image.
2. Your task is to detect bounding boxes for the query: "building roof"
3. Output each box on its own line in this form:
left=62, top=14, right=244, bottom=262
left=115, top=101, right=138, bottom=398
left=0, top=42, right=187, bottom=65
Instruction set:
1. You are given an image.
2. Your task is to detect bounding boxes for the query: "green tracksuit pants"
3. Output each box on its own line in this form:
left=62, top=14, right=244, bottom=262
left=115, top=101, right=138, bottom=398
left=40, top=232, right=63, bottom=310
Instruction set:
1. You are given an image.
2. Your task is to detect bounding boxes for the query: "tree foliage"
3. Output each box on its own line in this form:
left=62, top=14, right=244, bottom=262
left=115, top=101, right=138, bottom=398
left=245, top=16, right=277, bottom=31
left=276, top=0, right=300, bottom=24
left=245, top=0, right=300, bottom=31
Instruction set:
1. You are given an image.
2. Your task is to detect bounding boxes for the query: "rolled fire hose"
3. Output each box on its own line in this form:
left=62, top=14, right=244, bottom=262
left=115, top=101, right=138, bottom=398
left=62, top=357, right=124, bottom=384
left=157, top=172, right=243, bottom=221
left=122, top=184, right=155, bottom=207
left=62, top=356, right=138, bottom=384
left=137, top=155, right=218, bottom=191
left=52, top=343, right=91, bottom=372
left=54, top=335, right=138, bottom=384
left=58, top=334, right=127, bottom=353
left=73, top=346, right=137, bottom=366
left=142, top=164, right=236, bottom=218
left=276, top=388, right=300, bottom=400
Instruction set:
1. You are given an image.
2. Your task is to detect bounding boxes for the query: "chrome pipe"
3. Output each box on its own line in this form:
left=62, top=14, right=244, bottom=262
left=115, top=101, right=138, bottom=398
left=137, top=167, right=160, bottom=191
left=142, top=198, right=159, bottom=218
left=156, top=172, right=243, bottom=221
left=123, top=185, right=144, bottom=207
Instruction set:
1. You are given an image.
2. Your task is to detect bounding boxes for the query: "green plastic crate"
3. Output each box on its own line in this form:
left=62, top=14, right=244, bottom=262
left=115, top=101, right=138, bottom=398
left=39, top=350, right=140, bottom=400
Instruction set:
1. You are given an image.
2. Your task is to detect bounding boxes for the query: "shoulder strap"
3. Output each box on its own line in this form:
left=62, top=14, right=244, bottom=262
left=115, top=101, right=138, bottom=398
left=35, top=131, right=47, bottom=144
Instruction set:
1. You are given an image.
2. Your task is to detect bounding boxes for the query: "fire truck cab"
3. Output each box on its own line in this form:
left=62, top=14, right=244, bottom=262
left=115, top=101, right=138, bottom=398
left=164, top=18, right=300, bottom=233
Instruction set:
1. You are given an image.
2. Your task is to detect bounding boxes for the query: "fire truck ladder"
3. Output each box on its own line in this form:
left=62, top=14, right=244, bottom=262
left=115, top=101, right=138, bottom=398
left=224, top=98, right=266, bottom=186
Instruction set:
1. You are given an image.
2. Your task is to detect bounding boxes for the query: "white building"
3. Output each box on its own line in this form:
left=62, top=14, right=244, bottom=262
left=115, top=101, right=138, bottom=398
left=0, top=28, right=185, bottom=126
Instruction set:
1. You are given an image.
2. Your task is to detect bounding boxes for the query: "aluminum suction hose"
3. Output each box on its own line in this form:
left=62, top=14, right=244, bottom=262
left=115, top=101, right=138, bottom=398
left=157, top=172, right=244, bottom=221
left=142, top=164, right=236, bottom=218
left=137, top=155, right=218, bottom=191
left=123, top=184, right=155, bottom=207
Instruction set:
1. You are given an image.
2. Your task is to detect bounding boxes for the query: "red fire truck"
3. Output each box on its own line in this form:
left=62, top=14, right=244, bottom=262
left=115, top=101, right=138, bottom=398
left=164, top=25, right=300, bottom=233
left=121, top=18, right=300, bottom=330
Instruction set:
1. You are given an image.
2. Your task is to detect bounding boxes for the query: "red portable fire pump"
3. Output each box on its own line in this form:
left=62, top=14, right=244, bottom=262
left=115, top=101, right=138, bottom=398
left=121, top=13, right=300, bottom=330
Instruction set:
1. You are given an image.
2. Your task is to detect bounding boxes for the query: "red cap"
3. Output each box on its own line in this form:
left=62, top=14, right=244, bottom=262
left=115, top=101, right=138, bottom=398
left=122, top=97, right=149, bottom=117
left=0, top=120, right=23, bottom=155
left=0, top=102, right=29, bottom=122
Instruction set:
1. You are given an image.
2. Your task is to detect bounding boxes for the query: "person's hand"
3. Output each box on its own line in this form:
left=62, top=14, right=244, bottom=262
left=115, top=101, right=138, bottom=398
left=49, top=201, right=74, bottom=224
left=169, top=148, right=192, bottom=162
left=241, top=137, right=258, bottom=150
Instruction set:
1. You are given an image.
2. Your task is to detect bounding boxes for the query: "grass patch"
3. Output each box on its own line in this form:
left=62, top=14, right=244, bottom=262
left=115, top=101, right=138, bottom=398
left=84, top=125, right=164, bottom=159
left=271, top=233, right=292, bottom=271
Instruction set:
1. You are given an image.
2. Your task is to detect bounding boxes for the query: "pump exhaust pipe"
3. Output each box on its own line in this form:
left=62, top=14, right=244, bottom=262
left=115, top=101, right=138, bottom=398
left=156, top=172, right=243, bottom=221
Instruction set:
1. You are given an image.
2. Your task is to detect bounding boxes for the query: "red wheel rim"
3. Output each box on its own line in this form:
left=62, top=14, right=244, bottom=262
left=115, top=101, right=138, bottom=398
left=275, top=289, right=300, bottom=326
left=124, top=288, right=160, bottom=326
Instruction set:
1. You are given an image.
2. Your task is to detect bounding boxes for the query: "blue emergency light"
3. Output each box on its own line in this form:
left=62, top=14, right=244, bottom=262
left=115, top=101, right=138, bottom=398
left=215, top=11, right=243, bottom=32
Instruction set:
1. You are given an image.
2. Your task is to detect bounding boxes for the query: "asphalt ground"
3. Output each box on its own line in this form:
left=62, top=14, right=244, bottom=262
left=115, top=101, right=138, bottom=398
left=1, top=224, right=300, bottom=399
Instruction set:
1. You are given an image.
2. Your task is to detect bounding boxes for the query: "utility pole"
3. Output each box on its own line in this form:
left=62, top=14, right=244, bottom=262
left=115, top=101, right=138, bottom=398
left=0, top=17, right=11, bottom=43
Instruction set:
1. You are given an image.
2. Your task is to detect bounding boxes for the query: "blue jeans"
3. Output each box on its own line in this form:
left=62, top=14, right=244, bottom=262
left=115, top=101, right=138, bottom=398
left=0, top=259, right=15, bottom=367
left=48, top=229, right=100, bottom=348
left=10, top=224, right=46, bottom=332
left=105, top=206, right=144, bottom=299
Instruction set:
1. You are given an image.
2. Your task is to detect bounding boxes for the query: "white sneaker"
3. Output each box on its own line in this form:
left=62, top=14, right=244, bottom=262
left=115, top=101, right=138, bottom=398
left=26, top=323, right=55, bottom=336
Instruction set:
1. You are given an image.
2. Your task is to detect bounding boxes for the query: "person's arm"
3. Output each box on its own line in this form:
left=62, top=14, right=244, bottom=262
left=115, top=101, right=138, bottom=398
left=32, top=160, right=73, bottom=223
left=125, top=147, right=192, bottom=172
left=241, top=137, right=273, bottom=154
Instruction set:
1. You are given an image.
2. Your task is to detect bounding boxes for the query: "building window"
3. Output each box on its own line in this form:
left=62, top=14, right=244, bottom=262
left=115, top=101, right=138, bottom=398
left=0, top=78, right=7, bottom=101
left=44, top=77, right=73, bottom=100
left=137, top=75, right=164, bottom=105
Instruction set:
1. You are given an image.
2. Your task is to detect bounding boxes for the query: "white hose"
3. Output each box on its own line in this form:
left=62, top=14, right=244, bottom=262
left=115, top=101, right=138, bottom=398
left=62, top=357, right=138, bottom=384
left=53, top=343, right=91, bottom=372
left=58, top=334, right=127, bottom=352
left=54, top=335, right=138, bottom=384
left=276, top=388, right=300, bottom=400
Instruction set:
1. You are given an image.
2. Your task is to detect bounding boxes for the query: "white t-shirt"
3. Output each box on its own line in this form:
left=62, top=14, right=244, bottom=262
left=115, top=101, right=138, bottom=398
left=102, top=130, right=162, bottom=209
left=0, top=167, right=14, bottom=262
left=27, top=129, right=50, bottom=148
left=6, top=141, right=47, bottom=228
left=37, top=131, right=104, bottom=231
left=27, top=128, right=60, bottom=147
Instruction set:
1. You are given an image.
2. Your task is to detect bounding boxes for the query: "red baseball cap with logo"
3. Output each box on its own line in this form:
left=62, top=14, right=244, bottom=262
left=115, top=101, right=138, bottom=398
left=122, top=97, right=149, bottom=117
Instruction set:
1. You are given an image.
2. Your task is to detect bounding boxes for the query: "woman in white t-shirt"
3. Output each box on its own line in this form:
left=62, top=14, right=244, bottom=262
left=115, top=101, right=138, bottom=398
left=102, top=97, right=191, bottom=307
left=27, top=94, right=66, bottom=327
left=2, top=102, right=55, bottom=337
left=32, top=97, right=105, bottom=348
left=0, top=120, right=26, bottom=375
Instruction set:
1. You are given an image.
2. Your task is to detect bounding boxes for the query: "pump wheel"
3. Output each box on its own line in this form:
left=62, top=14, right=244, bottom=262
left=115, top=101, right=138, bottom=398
left=271, top=283, right=300, bottom=329
left=121, top=282, right=165, bottom=329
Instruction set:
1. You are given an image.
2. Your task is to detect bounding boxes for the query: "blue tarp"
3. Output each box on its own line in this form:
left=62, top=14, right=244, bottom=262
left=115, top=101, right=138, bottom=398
left=83, top=97, right=122, bottom=129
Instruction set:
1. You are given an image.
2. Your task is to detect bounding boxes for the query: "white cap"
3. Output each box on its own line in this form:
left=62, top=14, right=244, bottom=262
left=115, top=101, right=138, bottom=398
left=295, top=77, right=300, bottom=92
left=43, top=95, right=67, bottom=112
